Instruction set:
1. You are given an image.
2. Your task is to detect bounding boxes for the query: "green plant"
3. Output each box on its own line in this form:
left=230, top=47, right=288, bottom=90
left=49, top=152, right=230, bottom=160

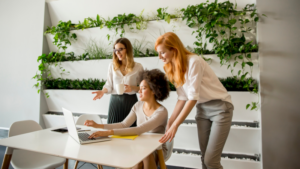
left=85, top=39, right=110, bottom=59
left=145, top=48, right=158, bottom=57
left=169, top=82, right=176, bottom=91
left=156, top=7, right=177, bottom=24
left=181, top=0, right=265, bottom=78
left=45, top=20, right=77, bottom=51
left=45, top=78, right=106, bottom=90
left=219, top=76, right=258, bottom=92
left=40, top=2, right=265, bottom=110
left=132, top=38, right=149, bottom=57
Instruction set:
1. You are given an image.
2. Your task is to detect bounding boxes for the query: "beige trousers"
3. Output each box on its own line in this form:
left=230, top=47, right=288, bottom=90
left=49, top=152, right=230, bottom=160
left=195, top=100, right=234, bottom=169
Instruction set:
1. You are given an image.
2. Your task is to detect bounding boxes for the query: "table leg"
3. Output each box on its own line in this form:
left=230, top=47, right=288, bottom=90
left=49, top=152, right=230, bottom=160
left=63, top=159, right=68, bottom=169
left=97, top=165, right=103, bottom=169
left=157, top=149, right=166, bottom=169
left=1, top=154, right=12, bottom=169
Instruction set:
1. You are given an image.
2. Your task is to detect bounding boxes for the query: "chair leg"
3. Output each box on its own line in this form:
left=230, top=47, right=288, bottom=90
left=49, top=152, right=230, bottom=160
left=157, top=149, right=167, bottom=169
left=1, top=154, right=12, bottom=169
left=63, top=159, right=68, bottom=169
left=97, top=164, right=103, bottom=169
left=73, top=160, right=79, bottom=169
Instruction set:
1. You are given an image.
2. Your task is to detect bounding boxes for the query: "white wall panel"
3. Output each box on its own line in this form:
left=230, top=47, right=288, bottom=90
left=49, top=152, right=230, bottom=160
left=0, top=0, right=45, bottom=128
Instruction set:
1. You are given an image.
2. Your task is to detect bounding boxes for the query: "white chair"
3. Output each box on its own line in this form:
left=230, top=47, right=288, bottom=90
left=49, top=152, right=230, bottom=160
left=2, top=120, right=67, bottom=169
left=73, top=114, right=103, bottom=169
left=157, top=139, right=174, bottom=169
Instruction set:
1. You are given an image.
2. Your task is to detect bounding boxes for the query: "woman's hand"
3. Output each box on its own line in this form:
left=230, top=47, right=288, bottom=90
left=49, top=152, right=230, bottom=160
left=92, top=90, right=104, bottom=100
left=124, top=84, right=133, bottom=93
left=88, top=130, right=114, bottom=138
left=84, top=120, right=98, bottom=128
left=159, top=124, right=178, bottom=143
left=165, top=120, right=174, bottom=132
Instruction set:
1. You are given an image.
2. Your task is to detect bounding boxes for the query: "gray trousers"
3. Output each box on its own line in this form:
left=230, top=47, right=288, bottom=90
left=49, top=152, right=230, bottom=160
left=195, top=100, right=233, bottom=169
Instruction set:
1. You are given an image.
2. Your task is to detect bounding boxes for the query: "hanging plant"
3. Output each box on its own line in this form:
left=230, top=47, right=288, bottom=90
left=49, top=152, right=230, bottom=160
left=45, top=20, right=77, bottom=51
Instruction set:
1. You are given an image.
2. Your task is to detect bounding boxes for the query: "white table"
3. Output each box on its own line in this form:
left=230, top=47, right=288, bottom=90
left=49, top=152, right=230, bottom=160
left=0, top=125, right=166, bottom=169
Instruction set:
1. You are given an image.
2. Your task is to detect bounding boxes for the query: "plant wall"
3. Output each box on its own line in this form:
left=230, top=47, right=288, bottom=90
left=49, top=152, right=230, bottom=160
left=35, top=0, right=265, bottom=110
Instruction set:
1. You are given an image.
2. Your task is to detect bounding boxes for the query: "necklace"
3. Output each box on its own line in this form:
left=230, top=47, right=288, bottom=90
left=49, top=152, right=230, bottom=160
left=121, top=65, right=126, bottom=71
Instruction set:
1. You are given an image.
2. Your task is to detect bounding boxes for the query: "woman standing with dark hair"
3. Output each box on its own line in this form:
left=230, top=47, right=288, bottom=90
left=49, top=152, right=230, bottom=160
left=156, top=32, right=234, bottom=169
left=86, top=69, right=170, bottom=169
left=92, top=38, right=143, bottom=126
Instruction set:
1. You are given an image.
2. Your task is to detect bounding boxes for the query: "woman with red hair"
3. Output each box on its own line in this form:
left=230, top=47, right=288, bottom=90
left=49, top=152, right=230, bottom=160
left=157, top=32, right=233, bottom=169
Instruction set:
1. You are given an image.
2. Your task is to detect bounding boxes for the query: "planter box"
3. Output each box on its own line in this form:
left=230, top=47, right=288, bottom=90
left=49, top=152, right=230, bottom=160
left=161, top=91, right=260, bottom=122
left=42, top=114, right=79, bottom=129
left=166, top=153, right=261, bottom=169
left=175, top=124, right=261, bottom=154
left=44, top=90, right=260, bottom=121
left=48, top=53, right=258, bottom=80
left=42, top=114, right=108, bottom=129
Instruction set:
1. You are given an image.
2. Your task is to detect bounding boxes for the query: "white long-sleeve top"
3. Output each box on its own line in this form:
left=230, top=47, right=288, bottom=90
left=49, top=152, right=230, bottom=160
left=103, top=101, right=168, bottom=136
left=103, top=62, right=144, bottom=95
left=176, top=55, right=232, bottom=104
left=103, top=101, right=168, bottom=156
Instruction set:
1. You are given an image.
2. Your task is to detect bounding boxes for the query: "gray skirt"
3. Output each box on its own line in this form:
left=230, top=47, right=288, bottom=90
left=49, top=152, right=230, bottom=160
left=107, top=94, right=138, bottom=127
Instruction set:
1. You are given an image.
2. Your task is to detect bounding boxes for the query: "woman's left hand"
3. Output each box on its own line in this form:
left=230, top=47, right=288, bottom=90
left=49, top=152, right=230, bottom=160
left=124, top=84, right=133, bottom=93
left=159, top=125, right=178, bottom=143
left=88, top=130, right=114, bottom=139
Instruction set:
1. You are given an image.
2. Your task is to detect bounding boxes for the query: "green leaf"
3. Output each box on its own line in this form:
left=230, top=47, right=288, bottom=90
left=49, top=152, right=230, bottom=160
left=247, top=53, right=251, bottom=58
left=229, top=19, right=236, bottom=25
left=164, top=15, right=171, bottom=24
left=254, top=17, right=259, bottom=22
left=246, top=104, right=250, bottom=109
left=246, top=62, right=253, bottom=66
left=227, top=65, right=230, bottom=69
left=262, top=14, right=267, bottom=17
left=242, top=62, right=246, bottom=69
left=234, top=61, right=238, bottom=67
left=238, top=55, right=243, bottom=59
left=220, top=30, right=225, bottom=35
left=239, top=45, right=244, bottom=52
left=238, top=70, right=241, bottom=76
left=232, top=27, right=237, bottom=31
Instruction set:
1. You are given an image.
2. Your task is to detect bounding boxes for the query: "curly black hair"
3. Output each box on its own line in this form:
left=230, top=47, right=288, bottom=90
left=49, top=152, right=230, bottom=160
left=142, top=69, right=170, bottom=101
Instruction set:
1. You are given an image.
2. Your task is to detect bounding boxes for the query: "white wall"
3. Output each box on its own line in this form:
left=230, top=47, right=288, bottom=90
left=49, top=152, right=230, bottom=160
left=257, top=0, right=300, bottom=168
left=0, top=0, right=45, bottom=128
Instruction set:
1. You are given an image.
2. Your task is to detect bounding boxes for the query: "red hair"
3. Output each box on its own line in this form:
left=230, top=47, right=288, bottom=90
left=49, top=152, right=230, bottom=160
left=155, top=32, right=193, bottom=87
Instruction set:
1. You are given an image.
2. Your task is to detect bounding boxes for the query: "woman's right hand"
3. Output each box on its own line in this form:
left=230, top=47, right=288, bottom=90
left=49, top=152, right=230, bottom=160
left=166, top=120, right=173, bottom=132
left=84, top=120, right=98, bottom=128
left=92, top=90, right=104, bottom=100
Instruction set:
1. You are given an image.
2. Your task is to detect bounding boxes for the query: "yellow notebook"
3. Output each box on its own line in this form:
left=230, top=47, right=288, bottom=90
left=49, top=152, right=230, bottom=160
left=110, top=135, right=138, bottom=140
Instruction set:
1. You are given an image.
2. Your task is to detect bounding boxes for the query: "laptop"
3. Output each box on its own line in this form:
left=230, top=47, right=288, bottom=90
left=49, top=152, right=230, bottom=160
left=62, top=108, right=111, bottom=144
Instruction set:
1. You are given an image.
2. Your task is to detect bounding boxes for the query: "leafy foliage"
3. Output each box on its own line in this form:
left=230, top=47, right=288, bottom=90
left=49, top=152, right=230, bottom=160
left=219, top=76, right=258, bottom=92
left=40, top=1, right=265, bottom=110
left=45, top=20, right=77, bottom=51
left=180, top=1, right=264, bottom=79
left=85, top=39, right=111, bottom=59
left=44, top=78, right=106, bottom=90
left=44, top=77, right=257, bottom=92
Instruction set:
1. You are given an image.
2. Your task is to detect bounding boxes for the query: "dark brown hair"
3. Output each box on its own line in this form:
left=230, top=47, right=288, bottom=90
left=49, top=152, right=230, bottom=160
left=142, top=69, right=170, bottom=101
left=113, top=38, right=135, bottom=73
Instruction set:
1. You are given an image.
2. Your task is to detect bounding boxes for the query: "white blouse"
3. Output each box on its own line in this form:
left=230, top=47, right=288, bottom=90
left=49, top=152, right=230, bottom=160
left=176, top=55, right=232, bottom=104
left=103, top=62, right=144, bottom=95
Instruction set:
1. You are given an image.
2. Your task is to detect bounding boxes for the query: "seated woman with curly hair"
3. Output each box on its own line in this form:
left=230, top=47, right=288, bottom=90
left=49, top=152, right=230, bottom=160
left=84, top=69, right=170, bottom=169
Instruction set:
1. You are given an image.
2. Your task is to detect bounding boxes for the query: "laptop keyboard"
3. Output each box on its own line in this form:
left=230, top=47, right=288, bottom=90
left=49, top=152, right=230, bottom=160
left=78, top=132, right=95, bottom=141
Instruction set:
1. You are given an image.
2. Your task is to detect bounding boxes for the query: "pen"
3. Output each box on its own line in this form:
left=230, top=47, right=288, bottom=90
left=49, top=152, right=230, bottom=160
left=78, top=130, right=91, bottom=132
